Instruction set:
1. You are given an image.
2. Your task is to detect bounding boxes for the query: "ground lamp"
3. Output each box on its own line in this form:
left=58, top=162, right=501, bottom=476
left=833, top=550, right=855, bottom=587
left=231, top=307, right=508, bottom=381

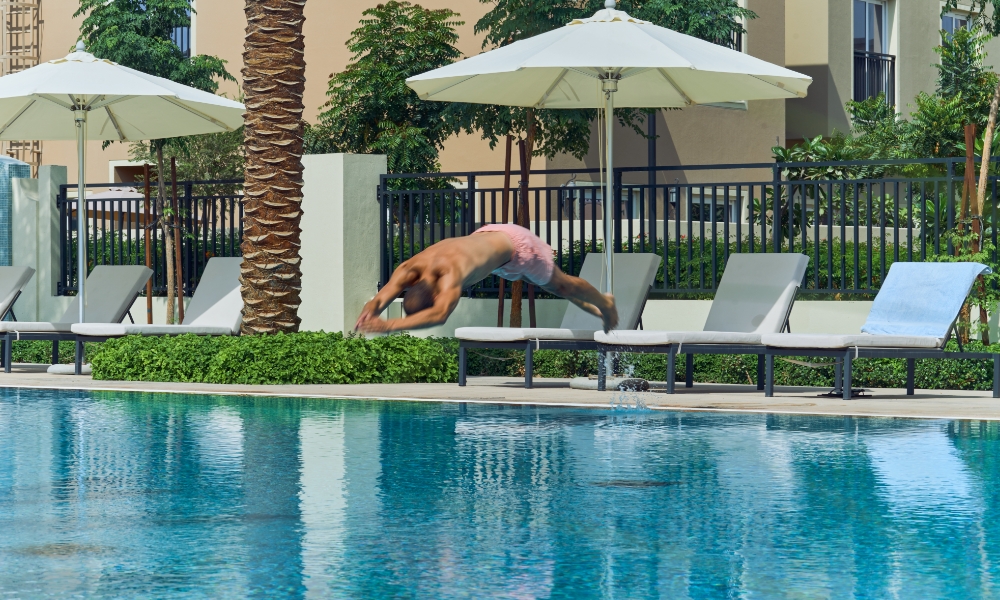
left=407, top=0, right=811, bottom=294
left=0, top=41, right=244, bottom=321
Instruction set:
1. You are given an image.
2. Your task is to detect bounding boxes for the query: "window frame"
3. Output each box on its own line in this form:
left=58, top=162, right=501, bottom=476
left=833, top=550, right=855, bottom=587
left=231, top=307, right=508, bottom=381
left=854, top=0, right=889, bottom=55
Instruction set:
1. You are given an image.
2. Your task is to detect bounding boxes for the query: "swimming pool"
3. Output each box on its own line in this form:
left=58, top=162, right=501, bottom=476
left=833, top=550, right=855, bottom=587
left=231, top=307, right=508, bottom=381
left=0, top=388, right=998, bottom=598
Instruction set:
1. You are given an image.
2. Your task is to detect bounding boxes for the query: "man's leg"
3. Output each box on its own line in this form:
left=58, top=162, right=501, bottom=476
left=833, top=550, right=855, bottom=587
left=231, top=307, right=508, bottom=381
left=541, top=267, right=618, bottom=331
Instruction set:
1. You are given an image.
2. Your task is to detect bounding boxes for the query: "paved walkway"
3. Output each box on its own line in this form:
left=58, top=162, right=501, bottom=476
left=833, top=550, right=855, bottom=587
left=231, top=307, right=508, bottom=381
left=2, top=364, right=1000, bottom=420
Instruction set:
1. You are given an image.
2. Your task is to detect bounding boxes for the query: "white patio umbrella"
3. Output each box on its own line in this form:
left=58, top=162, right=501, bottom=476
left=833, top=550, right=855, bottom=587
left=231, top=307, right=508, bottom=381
left=407, top=0, right=812, bottom=293
left=0, top=41, right=244, bottom=322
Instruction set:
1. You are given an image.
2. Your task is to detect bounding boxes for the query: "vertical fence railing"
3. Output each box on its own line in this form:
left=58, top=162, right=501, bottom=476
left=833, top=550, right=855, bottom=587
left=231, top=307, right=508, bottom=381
left=853, top=50, right=896, bottom=105
left=57, top=179, right=243, bottom=296
left=379, top=158, right=997, bottom=297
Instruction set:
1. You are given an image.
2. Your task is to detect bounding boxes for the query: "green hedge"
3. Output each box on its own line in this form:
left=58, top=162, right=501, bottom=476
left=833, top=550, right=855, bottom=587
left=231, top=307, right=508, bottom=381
left=8, top=340, right=100, bottom=364
left=90, top=332, right=457, bottom=384
left=88, top=333, right=1000, bottom=391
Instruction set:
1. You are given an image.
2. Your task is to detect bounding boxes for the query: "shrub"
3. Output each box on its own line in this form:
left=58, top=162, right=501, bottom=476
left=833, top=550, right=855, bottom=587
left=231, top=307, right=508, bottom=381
left=9, top=340, right=101, bottom=365
left=90, top=332, right=457, bottom=384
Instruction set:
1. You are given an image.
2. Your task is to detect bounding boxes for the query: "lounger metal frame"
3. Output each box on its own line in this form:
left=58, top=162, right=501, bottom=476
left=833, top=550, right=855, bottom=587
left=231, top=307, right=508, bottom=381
left=0, top=293, right=139, bottom=376
left=458, top=286, right=651, bottom=389
left=595, top=343, right=768, bottom=392
left=763, top=346, right=1000, bottom=399
left=594, top=287, right=798, bottom=393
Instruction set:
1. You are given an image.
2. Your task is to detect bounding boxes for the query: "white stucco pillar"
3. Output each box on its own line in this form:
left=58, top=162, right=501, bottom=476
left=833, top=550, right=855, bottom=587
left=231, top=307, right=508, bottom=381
left=298, top=153, right=387, bottom=333
left=11, top=165, right=69, bottom=322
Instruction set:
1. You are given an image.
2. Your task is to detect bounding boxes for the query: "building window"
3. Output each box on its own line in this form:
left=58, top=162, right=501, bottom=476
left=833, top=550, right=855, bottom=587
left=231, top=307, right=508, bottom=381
left=942, top=12, right=972, bottom=36
left=171, top=9, right=191, bottom=58
left=853, top=0, right=894, bottom=105
left=854, top=0, right=887, bottom=54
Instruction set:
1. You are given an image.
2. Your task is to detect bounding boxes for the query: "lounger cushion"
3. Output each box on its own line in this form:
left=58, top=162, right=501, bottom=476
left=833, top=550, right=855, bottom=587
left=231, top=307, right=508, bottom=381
left=0, top=266, right=34, bottom=317
left=761, top=333, right=943, bottom=349
left=596, top=330, right=762, bottom=345
left=71, top=323, right=235, bottom=337
left=0, top=321, right=74, bottom=333
left=560, top=253, right=661, bottom=330
left=860, top=262, right=990, bottom=338
left=59, top=265, right=153, bottom=323
left=703, top=253, right=809, bottom=333
left=183, top=258, right=243, bottom=331
left=456, top=327, right=597, bottom=342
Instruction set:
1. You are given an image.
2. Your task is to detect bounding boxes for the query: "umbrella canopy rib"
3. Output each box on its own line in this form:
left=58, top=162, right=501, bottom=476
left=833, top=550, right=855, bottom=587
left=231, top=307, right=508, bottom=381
left=105, top=106, right=125, bottom=141
left=656, top=68, right=693, bottom=105
left=0, top=99, right=33, bottom=136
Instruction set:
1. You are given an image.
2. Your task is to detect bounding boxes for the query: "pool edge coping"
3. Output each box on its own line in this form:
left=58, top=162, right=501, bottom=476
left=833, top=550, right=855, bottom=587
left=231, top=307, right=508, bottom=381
left=0, top=381, right=994, bottom=422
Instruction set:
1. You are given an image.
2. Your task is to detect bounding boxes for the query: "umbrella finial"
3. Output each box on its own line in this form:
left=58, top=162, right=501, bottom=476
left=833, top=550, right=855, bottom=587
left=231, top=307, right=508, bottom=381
left=605, top=0, right=616, bottom=7
left=75, top=40, right=85, bottom=52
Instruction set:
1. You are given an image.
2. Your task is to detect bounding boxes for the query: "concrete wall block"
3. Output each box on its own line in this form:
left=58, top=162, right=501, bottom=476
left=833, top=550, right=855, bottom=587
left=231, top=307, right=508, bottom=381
left=299, top=153, right=387, bottom=333
left=38, top=166, right=66, bottom=301
left=12, top=177, right=39, bottom=321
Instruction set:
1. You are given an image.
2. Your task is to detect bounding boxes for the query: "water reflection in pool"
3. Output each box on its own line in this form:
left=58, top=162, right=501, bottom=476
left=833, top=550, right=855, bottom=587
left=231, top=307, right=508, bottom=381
left=1, top=388, right=998, bottom=598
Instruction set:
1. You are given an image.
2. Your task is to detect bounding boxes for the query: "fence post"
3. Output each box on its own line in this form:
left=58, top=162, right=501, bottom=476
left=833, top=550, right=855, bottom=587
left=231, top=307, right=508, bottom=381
left=467, top=173, right=476, bottom=237
left=57, top=184, right=66, bottom=294
left=772, top=164, right=781, bottom=253
left=378, top=174, right=387, bottom=290
left=947, top=158, right=955, bottom=255
left=614, top=168, right=623, bottom=252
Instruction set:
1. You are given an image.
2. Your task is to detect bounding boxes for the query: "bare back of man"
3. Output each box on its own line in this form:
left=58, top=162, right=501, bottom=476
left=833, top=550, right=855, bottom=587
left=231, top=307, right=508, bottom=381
left=355, top=225, right=618, bottom=333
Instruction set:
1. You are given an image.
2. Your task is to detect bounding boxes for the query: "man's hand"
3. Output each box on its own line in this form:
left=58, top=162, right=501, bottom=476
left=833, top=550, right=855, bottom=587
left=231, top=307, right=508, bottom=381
left=354, top=299, right=382, bottom=331
left=356, top=316, right=397, bottom=334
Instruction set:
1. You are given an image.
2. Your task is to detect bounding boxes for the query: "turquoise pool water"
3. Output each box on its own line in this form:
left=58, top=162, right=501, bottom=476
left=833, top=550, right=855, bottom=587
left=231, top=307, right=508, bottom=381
left=1, top=389, right=999, bottom=598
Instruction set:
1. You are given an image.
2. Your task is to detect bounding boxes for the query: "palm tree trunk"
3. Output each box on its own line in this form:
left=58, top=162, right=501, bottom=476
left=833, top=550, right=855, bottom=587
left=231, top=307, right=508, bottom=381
left=241, top=0, right=307, bottom=334
left=156, top=144, right=176, bottom=324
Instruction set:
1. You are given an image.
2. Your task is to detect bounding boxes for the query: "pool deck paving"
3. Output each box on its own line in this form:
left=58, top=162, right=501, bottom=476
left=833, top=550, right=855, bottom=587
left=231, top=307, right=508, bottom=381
left=2, top=364, right=1000, bottom=420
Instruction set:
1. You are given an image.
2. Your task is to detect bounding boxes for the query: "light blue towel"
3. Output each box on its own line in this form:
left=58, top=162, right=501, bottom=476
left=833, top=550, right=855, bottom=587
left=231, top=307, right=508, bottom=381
left=861, top=262, right=991, bottom=338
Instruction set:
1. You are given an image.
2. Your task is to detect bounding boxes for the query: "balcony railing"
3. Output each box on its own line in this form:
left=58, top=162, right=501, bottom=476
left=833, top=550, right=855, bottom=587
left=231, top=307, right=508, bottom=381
left=854, top=50, right=895, bottom=105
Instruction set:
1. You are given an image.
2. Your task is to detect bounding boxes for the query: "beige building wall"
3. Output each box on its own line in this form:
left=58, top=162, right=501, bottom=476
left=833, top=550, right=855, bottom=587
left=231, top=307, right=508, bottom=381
left=785, top=0, right=851, bottom=141
left=786, top=0, right=1000, bottom=141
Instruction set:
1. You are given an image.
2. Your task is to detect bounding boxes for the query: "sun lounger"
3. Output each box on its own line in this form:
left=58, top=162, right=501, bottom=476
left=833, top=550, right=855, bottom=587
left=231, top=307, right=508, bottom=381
left=72, top=257, right=243, bottom=341
left=0, top=266, right=35, bottom=322
left=760, top=261, right=996, bottom=399
left=456, top=252, right=662, bottom=388
left=595, top=253, right=809, bottom=392
left=0, top=265, right=152, bottom=374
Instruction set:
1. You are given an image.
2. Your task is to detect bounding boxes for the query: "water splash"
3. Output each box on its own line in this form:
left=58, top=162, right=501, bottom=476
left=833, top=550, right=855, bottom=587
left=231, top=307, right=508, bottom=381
left=609, top=392, right=649, bottom=412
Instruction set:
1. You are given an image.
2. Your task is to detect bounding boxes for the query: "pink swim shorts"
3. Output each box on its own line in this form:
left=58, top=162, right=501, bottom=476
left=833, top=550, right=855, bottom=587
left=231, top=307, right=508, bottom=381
left=474, top=223, right=555, bottom=286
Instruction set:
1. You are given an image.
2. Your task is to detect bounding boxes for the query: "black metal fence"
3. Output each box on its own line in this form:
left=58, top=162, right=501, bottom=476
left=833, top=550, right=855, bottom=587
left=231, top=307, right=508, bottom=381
left=57, top=179, right=243, bottom=296
left=379, top=158, right=998, bottom=298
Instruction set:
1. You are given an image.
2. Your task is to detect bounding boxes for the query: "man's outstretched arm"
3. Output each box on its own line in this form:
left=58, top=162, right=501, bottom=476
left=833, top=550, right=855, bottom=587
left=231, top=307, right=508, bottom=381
left=357, top=285, right=462, bottom=333
left=354, top=266, right=419, bottom=331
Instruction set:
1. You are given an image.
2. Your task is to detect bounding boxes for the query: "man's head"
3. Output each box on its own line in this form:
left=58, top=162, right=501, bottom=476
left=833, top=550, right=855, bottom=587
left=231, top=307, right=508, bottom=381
left=402, top=280, right=436, bottom=315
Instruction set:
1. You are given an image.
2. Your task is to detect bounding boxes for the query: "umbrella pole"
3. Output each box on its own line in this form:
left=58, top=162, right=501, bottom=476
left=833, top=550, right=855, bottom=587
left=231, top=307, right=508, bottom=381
left=602, top=74, right=617, bottom=295
left=602, top=74, right=617, bottom=380
left=75, top=109, right=87, bottom=324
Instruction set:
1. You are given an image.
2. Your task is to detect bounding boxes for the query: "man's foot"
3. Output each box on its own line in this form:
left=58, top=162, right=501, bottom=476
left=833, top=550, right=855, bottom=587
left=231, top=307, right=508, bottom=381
left=601, top=293, right=618, bottom=332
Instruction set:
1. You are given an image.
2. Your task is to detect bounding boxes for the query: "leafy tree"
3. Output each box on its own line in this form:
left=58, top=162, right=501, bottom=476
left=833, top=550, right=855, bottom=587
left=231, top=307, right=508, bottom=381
left=128, top=127, right=245, bottom=194
left=311, top=2, right=463, bottom=176
left=909, top=27, right=997, bottom=159
left=77, top=0, right=234, bottom=323
left=941, top=3, right=1000, bottom=214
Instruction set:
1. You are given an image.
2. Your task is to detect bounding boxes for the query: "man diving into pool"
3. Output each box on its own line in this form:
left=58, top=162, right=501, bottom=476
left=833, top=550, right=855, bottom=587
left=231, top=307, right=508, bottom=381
left=355, top=224, right=618, bottom=333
